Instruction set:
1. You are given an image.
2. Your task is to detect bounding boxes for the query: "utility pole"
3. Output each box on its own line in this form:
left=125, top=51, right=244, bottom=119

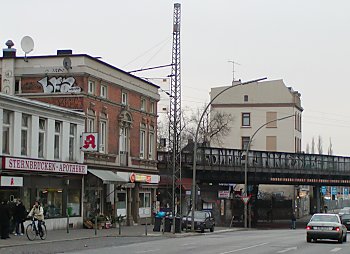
left=169, top=3, right=182, bottom=231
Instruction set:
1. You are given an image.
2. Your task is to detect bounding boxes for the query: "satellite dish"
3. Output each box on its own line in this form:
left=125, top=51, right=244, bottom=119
left=21, top=36, right=34, bottom=62
left=63, top=57, right=72, bottom=70
left=21, top=36, right=34, bottom=54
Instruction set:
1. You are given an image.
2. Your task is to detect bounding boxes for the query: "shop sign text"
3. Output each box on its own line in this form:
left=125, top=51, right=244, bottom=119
left=5, top=157, right=87, bottom=175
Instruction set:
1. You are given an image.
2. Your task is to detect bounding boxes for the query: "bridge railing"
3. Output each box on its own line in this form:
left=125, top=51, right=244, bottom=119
left=157, top=148, right=350, bottom=173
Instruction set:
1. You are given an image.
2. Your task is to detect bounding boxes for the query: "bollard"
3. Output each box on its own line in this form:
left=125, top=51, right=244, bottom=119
left=95, top=215, right=97, bottom=236
left=118, top=215, right=122, bottom=235
left=67, top=210, right=70, bottom=234
left=145, top=217, right=148, bottom=236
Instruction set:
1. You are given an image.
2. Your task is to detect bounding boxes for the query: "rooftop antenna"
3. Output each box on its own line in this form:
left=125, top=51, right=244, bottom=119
left=21, top=36, right=34, bottom=62
left=228, top=60, right=241, bottom=84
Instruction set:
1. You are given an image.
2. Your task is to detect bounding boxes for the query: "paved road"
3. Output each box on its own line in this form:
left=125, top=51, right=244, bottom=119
left=3, top=229, right=349, bottom=254
left=67, top=229, right=350, bottom=254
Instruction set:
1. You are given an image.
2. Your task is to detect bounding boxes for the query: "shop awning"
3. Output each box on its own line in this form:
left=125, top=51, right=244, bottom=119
left=88, top=169, right=128, bottom=184
left=176, top=178, right=192, bottom=191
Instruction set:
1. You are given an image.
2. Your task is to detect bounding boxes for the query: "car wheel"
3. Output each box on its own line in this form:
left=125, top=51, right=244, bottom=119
left=306, top=236, right=311, bottom=243
left=338, top=234, right=343, bottom=244
left=210, top=226, right=214, bottom=232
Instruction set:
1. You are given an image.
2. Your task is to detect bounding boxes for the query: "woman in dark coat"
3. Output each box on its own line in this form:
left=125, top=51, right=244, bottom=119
left=0, top=200, right=10, bottom=239
left=14, top=199, right=26, bottom=235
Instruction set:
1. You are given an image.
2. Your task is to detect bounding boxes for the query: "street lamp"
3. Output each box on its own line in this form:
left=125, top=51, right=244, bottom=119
left=191, top=77, right=267, bottom=232
left=243, top=114, right=295, bottom=228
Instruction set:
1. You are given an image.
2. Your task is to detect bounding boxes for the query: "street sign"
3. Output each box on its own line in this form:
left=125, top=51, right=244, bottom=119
left=241, top=196, right=250, bottom=204
left=218, top=190, right=230, bottom=198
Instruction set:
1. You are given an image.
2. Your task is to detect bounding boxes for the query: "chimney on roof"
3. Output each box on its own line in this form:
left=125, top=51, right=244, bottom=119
left=57, top=49, right=73, bottom=55
left=3, top=40, right=16, bottom=58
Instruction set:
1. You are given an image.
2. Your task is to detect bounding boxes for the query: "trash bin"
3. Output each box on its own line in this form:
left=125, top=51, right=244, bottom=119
left=164, top=217, right=172, bottom=232
left=153, top=217, right=162, bottom=232
left=174, top=217, right=181, bottom=233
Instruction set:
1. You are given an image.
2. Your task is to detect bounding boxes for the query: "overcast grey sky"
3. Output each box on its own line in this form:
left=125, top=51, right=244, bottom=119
left=2, top=0, right=350, bottom=155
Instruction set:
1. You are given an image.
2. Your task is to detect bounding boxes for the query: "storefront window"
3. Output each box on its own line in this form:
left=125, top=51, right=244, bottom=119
left=139, top=192, right=151, bottom=208
left=67, top=189, right=81, bottom=216
left=117, top=192, right=126, bottom=209
left=39, top=189, right=63, bottom=218
left=23, top=188, right=31, bottom=212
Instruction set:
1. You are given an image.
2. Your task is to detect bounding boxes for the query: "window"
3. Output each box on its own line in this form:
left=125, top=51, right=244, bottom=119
left=149, top=126, right=155, bottom=160
left=54, top=121, right=62, bottom=159
left=67, top=189, right=81, bottom=216
left=242, top=113, right=251, bottom=127
left=38, top=118, right=46, bottom=158
left=39, top=189, right=63, bottom=218
left=150, top=101, right=155, bottom=114
left=244, top=95, right=249, bottom=102
left=2, top=110, right=11, bottom=154
left=140, top=126, right=146, bottom=159
left=241, top=136, right=250, bottom=150
left=119, top=126, right=129, bottom=166
left=88, top=80, right=95, bottom=94
left=100, top=85, right=107, bottom=99
left=69, top=124, right=76, bottom=161
left=21, top=114, right=30, bottom=156
left=141, top=98, right=146, bottom=111
left=122, top=92, right=128, bottom=105
left=139, top=192, right=151, bottom=208
left=266, top=136, right=277, bottom=151
left=87, top=118, right=95, bottom=132
left=99, top=121, right=107, bottom=153
left=266, top=112, right=277, bottom=128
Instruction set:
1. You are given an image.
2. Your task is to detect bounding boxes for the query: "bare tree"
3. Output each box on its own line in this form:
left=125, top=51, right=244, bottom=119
left=183, top=105, right=234, bottom=147
left=317, top=135, right=323, bottom=155
left=311, top=137, right=315, bottom=154
left=328, top=137, right=333, bottom=155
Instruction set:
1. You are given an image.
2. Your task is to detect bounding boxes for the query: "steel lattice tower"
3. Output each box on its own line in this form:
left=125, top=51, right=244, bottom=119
left=169, top=3, right=182, bottom=218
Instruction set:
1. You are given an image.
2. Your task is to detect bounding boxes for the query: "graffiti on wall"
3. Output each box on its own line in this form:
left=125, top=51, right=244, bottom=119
left=38, top=77, right=81, bottom=93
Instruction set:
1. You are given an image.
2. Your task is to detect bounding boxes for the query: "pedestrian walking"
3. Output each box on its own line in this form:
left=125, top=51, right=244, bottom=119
left=0, top=200, right=11, bottom=239
left=14, top=199, right=26, bottom=236
left=291, top=212, right=296, bottom=229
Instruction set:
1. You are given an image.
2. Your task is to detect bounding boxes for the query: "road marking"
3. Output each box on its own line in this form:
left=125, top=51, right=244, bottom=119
left=182, top=242, right=197, bottom=246
left=330, top=248, right=342, bottom=252
left=277, top=246, right=297, bottom=253
left=135, top=249, right=160, bottom=253
left=219, top=242, right=270, bottom=254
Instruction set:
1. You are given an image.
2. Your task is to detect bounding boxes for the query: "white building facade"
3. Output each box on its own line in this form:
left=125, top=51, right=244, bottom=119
left=210, top=79, right=306, bottom=216
left=0, top=93, right=86, bottom=230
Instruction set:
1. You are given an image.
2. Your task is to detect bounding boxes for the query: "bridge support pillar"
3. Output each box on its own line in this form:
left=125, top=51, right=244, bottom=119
left=315, top=186, right=321, bottom=213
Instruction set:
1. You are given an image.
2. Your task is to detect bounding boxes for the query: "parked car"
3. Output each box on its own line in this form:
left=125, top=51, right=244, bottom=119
left=306, top=213, right=347, bottom=243
left=182, top=211, right=215, bottom=233
left=338, top=207, right=350, bottom=216
left=340, top=214, right=350, bottom=230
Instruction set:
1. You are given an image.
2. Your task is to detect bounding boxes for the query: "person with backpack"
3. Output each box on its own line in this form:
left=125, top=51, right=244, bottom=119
left=28, top=201, right=44, bottom=236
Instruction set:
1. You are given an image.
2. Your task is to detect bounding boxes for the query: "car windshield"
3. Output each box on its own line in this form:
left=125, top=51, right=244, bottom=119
left=194, top=211, right=206, bottom=219
left=339, top=208, right=350, bottom=213
left=310, top=214, right=339, bottom=223
left=341, top=214, right=350, bottom=220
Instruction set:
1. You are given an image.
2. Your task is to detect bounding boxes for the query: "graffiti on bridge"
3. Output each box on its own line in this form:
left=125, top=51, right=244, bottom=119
left=201, top=148, right=350, bottom=171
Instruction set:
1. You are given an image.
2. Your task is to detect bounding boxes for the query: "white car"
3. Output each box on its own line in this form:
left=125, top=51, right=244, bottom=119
left=306, top=213, right=347, bottom=243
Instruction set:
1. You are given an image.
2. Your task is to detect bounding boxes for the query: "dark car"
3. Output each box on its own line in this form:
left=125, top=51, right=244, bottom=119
left=182, top=211, right=215, bottom=233
left=340, top=214, right=350, bottom=230
left=306, top=213, right=347, bottom=243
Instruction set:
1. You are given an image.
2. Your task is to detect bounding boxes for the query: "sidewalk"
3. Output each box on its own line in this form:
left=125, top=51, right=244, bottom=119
left=0, top=225, right=243, bottom=249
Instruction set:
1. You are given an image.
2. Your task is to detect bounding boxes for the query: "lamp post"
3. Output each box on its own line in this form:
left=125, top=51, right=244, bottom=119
left=191, top=77, right=267, bottom=232
left=243, top=114, right=295, bottom=228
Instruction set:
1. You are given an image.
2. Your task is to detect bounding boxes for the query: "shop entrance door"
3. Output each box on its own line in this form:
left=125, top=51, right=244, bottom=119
left=0, top=187, right=20, bottom=202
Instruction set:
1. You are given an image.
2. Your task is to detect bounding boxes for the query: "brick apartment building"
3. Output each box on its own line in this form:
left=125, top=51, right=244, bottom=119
left=0, top=41, right=160, bottom=225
